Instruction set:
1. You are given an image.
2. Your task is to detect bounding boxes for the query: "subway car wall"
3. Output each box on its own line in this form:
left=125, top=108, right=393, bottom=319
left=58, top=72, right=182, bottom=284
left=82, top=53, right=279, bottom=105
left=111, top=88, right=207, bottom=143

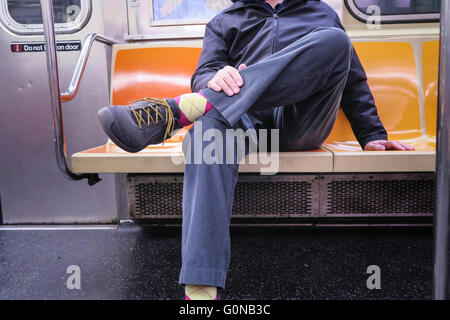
left=0, top=0, right=440, bottom=224
left=0, top=0, right=126, bottom=224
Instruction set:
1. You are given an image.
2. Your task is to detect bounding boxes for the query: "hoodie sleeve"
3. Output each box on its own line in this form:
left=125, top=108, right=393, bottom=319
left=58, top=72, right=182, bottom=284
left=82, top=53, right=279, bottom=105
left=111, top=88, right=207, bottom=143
left=324, top=5, right=388, bottom=149
left=340, top=48, right=388, bottom=148
left=191, top=17, right=232, bottom=93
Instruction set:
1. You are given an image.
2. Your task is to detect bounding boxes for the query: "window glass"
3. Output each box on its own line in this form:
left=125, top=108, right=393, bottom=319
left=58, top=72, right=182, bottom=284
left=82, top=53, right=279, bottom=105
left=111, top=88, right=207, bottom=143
left=353, top=0, right=440, bottom=15
left=152, top=0, right=232, bottom=23
left=7, top=0, right=82, bottom=25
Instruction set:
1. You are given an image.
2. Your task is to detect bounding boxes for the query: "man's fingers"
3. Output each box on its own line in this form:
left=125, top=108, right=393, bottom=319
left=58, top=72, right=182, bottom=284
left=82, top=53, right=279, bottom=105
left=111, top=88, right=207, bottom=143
left=365, top=140, right=415, bottom=151
left=385, top=141, right=405, bottom=150
left=385, top=141, right=415, bottom=151
left=221, top=72, right=240, bottom=94
left=399, top=142, right=415, bottom=151
left=238, top=64, right=247, bottom=71
left=209, top=66, right=246, bottom=96
left=221, top=67, right=243, bottom=94
left=224, top=67, right=244, bottom=87
left=207, top=80, right=222, bottom=92
left=217, top=78, right=234, bottom=96
left=365, top=143, right=386, bottom=151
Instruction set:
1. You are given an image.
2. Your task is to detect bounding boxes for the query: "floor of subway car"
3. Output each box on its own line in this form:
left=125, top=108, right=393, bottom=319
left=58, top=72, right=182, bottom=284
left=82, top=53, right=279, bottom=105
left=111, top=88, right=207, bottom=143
left=0, top=224, right=432, bottom=300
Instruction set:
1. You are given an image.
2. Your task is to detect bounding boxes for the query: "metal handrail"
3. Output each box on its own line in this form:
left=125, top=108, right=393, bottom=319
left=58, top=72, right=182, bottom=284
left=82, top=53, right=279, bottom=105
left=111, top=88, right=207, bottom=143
left=62, top=33, right=117, bottom=102
left=40, top=0, right=117, bottom=185
left=433, top=0, right=450, bottom=300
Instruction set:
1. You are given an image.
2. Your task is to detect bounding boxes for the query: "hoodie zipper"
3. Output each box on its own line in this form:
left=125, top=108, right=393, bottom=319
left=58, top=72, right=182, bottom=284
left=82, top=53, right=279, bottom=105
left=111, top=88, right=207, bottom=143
left=242, top=1, right=287, bottom=53
left=272, top=11, right=279, bottom=53
left=260, top=2, right=284, bottom=54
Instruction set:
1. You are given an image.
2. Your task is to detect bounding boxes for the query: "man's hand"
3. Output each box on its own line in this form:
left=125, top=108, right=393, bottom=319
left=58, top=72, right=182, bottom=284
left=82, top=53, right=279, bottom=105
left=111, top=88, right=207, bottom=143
left=208, top=64, right=247, bottom=96
left=364, top=140, right=415, bottom=151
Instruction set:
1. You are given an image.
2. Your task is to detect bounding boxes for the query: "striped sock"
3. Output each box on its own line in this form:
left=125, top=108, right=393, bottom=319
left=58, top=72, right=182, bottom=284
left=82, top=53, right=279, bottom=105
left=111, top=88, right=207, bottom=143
left=185, top=285, right=218, bottom=300
left=175, top=92, right=214, bottom=127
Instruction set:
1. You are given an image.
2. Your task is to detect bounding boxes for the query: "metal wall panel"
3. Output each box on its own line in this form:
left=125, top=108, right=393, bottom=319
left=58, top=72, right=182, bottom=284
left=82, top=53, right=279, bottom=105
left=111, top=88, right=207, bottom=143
left=0, top=0, right=124, bottom=223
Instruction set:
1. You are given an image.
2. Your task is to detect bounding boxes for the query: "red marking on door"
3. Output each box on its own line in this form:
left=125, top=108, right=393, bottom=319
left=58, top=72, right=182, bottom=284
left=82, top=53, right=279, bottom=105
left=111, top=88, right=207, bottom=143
left=13, top=44, right=23, bottom=52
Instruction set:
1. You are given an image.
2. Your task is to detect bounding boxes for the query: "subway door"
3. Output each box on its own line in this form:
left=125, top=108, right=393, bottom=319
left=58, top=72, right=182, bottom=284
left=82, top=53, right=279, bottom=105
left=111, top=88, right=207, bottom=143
left=0, top=0, right=117, bottom=223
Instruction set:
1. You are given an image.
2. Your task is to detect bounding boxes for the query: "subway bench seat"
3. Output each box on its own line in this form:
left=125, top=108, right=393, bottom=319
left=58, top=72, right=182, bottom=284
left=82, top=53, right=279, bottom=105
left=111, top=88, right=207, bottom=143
left=72, top=42, right=438, bottom=174
left=321, top=41, right=437, bottom=173
left=72, top=45, right=333, bottom=174
left=71, top=43, right=438, bottom=223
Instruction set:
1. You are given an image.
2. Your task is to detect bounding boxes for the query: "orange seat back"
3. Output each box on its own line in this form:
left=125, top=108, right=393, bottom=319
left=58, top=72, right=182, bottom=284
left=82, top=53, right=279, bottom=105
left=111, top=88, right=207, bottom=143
left=111, top=47, right=200, bottom=144
left=112, top=47, right=202, bottom=105
left=111, top=43, right=437, bottom=146
left=326, top=42, right=422, bottom=144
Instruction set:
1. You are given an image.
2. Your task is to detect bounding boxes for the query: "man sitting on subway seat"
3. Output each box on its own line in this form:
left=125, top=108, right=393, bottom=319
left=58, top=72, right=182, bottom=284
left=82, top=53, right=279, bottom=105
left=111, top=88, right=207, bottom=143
left=97, top=0, right=415, bottom=300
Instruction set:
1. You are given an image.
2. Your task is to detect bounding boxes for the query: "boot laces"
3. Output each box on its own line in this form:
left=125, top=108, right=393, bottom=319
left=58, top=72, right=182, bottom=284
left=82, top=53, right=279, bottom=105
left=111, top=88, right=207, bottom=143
left=129, top=98, right=175, bottom=141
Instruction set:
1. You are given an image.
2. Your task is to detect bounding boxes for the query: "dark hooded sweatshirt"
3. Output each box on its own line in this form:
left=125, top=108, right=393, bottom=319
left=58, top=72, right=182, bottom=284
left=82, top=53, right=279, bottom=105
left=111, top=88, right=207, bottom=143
left=191, top=0, right=388, bottom=149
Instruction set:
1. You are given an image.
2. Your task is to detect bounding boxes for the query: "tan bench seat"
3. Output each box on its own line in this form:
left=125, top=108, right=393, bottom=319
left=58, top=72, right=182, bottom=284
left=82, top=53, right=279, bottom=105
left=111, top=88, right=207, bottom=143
left=322, top=41, right=438, bottom=173
left=72, top=45, right=333, bottom=174
left=71, top=42, right=438, bottom=174
left=72, top=130, right=334, bottom=173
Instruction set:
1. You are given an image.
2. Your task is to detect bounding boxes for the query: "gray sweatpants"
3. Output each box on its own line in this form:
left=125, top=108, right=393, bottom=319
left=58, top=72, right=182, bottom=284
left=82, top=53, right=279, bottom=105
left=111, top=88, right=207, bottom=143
left=179, top=27, right=353, bottom=288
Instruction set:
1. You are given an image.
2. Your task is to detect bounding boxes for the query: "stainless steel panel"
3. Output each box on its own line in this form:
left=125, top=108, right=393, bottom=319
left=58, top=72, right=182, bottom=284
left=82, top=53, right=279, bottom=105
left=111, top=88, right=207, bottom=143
left=433, top=0, right=450, bottom=300
left=0, top=0, right=92, bottom=35
left=0, top=0, right=121, bottom=223
left=102, top=0, right=126, bottom=42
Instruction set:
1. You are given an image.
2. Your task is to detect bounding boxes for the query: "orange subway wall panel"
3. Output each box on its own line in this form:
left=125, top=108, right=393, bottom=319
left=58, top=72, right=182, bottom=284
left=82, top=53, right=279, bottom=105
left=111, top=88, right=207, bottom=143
left=326, top=42, right=422, bottom=144
left=112, top=47, right=202, bottom=105
left=422, top=41, right=439, bottom=138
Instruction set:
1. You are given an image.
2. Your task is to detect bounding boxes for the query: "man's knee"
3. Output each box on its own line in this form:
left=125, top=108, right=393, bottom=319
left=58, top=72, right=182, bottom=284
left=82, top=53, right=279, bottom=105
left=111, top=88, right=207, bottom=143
left=311, top=27, right=352, bottom=68
left=313, top=27, right=351, bottom=49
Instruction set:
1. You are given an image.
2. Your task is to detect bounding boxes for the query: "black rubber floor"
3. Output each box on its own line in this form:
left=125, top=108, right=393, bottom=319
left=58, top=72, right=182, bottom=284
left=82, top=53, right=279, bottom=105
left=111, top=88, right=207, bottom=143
left=0, top=225, right=433, bottom=300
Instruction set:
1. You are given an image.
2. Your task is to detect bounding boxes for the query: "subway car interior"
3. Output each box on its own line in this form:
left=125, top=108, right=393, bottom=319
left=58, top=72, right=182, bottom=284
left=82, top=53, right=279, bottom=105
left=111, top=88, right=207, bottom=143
left=0, top=0, right=449, bottom=300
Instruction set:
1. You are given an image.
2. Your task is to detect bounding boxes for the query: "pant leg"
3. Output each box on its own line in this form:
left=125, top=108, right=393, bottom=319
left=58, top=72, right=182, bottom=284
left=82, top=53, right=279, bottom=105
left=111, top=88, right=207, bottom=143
left=276, top=75, right=348, bottom=151
left=201, top=27, right=353, bottom=127
left=179, top=108, right=254, bottom=289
